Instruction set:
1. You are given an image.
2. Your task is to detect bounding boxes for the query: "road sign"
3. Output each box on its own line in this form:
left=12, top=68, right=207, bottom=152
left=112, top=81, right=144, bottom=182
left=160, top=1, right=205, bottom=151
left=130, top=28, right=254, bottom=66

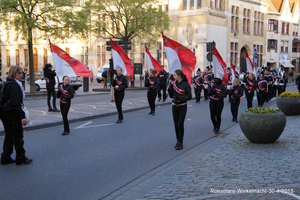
left=206, top=42, right=216, bottom=52
left=106, top=40, right=132, bottom=46
left=206, top=52, right=213, bottom=62
left=106, top=46, right=132, bottom=51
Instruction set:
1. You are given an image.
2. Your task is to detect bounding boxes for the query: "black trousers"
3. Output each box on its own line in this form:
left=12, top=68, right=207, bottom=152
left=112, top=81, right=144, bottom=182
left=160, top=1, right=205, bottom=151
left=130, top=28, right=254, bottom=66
left=60, top=102, right=71, bottom=132
left=209, top=100, right=224, bottom=129
left=245, top=91, right=254, bottom=109
left=147, top=90, right=157, bottom=112
left=273, top=86, right=278, bottom=97
left=115, top=91, right=125, bottom=120
left=230, top=99, right=240, bottom=119
left=268, top=85, right=273, bottom=100
left=158, top=84, right=167, bottom=100
left=1, top=113, right=26, bottom=162
left=204, top=88, right=209, bottom=99
left=47, top=86, right=57, bottom=108
left=194, top=86, right=202, bottom=102
left=172, top=105, right=187, bottom=144
left=278, top=86, right=285, bottom=96
left=257, top=91, right=267, bottom=107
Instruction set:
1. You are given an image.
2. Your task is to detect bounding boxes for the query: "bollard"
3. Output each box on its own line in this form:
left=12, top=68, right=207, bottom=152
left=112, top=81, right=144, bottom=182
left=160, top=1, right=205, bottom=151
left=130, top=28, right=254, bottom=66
left=83, top=77, right=89, bottom=92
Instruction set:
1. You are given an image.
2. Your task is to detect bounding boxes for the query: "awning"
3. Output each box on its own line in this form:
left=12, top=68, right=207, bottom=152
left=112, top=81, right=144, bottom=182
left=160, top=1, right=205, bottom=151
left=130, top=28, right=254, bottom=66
left=280, top=62, right=295, bottom=68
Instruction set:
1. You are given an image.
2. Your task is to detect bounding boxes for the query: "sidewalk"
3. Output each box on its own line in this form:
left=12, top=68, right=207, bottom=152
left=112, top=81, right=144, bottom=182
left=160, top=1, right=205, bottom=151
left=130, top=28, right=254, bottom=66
left=134, top=113, right=300, bottom=199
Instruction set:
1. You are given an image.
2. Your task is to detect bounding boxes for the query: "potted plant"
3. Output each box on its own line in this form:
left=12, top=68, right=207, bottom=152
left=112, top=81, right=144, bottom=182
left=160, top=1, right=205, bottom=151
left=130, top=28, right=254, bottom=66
left=276, top=92, right=300, bottom=116
left=239, top=108, right=286, bottom=144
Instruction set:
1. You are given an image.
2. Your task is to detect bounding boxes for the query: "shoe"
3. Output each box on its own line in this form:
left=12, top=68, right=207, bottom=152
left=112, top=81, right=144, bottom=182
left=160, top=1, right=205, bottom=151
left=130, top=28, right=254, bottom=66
left=48, top=108, right=53, bottom=112
left=148, top=111, right=153, bottom=115
left=151, top=112, right=155, bottom=115
left=16, top=157, right=33, bottom=165
left=174, top=143, right=179, bottom=148
left=116, top=119, right=122, bottom=123
left=215, top=128, right=220, bottom=134
left=111, top=100, right=115, bottom=102
left=232, top=118, right=235, bottom=122
left=158, top=98, right=161, bottom=101
left=213, top=127, right=217, bottom=132
left=53, top=108, right=60, bottom=112
left=175, top=144, right=183, bottom=150
left=162, top=99, right=166, bottom=102
left=62, top=131, right=70, bottom=136
left=1, top=157, right=15, bottom=165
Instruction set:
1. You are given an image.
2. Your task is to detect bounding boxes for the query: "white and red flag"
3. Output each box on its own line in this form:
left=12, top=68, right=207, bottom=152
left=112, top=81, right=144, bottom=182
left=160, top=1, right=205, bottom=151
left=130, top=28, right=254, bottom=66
left=212, top=44, right=229, bottom=85
left=111, top=39, right=134, bottom=77
left=162, top=33, right=196, bottom=84
left=230, top=62, right=237, bottom=82
left=246, top=50, right=255, bottom=76
left=49, top=40, right=93, bottom=77
left=145, top=44, right=162, bottom=74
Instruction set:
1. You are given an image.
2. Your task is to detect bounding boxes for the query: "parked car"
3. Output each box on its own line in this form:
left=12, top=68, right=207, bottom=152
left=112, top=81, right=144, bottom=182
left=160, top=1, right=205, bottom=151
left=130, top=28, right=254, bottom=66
left=26, top=71, right=44, bottom=84
left=35, top=76, right=82, bottom=91
left=96, top=64, right=109, bottom=83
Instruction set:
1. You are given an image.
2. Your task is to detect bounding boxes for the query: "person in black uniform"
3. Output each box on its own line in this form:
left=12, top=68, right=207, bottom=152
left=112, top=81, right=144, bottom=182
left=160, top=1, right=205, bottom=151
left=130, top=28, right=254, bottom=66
left=1, top=66, right=32, bottom=165
left=229, top=79, right=243, bottom=123
left=243, top=73, right=257, bottom=109
left=277, top=74, right=285, bottom=95
left=193, top=71, right=204, bottom=103
left=57, top=76, right=74, bottom=135
left=208, top=77, right=227, bottom=134
left=168, top=69, right=192, bottom=150
left=203, top=70, right=212, bottom=100
left=43, top=64, right=59, bottom=112
left=267, top=72, right=274, bottom=101
left=145, top=70, right=159, bottom=115
left=157, top=66, right=168, bottom=102
left=112, top=67, right=128, bottom=123
left=257, top=75, right=268, bottom=107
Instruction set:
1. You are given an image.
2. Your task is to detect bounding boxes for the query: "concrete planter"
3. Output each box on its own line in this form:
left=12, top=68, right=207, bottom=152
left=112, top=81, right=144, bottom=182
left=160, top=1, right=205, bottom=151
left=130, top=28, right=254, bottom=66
left=239, top=112, right=286, bottom=144
left=276, top=97, right=300, bottom=116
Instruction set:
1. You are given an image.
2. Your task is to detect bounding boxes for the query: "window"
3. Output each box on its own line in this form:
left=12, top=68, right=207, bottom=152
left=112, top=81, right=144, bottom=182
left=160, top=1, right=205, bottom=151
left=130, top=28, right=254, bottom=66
left=268, top=40, right=278, bottom=52
left=197, top=0, right=201, bottom=8
left=230, top=42, right=238, bottom=66
left=15, top=49, right=19, bottom=66
left=280, top=41, right=289, bottom=52
left=254, top=11, right=263, bottom=35
left=190, top=0, right=194, bottom=9
left=282, top=22, right=290, bottom=34
left=254, top=44, right=263, bottom=68
left=292, top=41, right=300, bottom=52
left=293, top=24, right=299, bottom=36
left=231, top=6, right=239, bottom=32
left=243, top=9, right=250, bottom=34
left=43, top=48, right=48, bottom=67
left=183, top=0, right=187, bottom=10
left=211, top=0, right=223, bottom=10
left=6, top=50, right=10, bottom=68
left=97, top=45, right=101, bottom=67
left=268, top=19, right=278, bottom=33
left=24, top=49, right=28, bottom=68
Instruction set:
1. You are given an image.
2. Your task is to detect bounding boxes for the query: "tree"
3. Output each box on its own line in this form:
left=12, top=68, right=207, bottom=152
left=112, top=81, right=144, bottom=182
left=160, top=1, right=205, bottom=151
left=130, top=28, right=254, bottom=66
left=0, top=0, right=88, bottom=93
left=87, top=0, right=170, bottom=42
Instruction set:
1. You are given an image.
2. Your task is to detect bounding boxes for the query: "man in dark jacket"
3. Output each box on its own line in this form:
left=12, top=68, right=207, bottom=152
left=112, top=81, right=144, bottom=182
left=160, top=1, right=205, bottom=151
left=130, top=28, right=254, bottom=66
left=44, top=64, right=59, bottom=112
left=157, top=66, right=168, bottom=102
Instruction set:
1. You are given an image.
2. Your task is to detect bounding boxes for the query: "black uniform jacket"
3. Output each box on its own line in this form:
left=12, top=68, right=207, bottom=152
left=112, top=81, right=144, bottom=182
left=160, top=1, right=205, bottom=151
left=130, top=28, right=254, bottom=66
left=243, top=78, right=257, bottom=93
left=257, top=80, right=268, bottom=92
left=157, top=70, right=168, bottom=85
left=168, top=81, right=192, bottom=106
left=229, top=85, right=243, bottom=100
left=2, top=78, right=26, bottom=119
left=208, top=82, right=227, bottom=102
left=57, top=84, right=74, bottom=103
left=193, top=76, right=204, bottom=87
left=44, top=69, right=56, bottom=87
left=112, top=74, right=128, bottom=92
left=145, top=76, right=159, bottom=91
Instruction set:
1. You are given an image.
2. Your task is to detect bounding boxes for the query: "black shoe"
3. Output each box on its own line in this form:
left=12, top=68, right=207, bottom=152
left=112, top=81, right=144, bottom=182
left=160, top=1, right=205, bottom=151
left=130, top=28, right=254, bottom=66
left=62, top=131, right=70, bottom=136
left=151, top=112, right=155, bottom=115
left=174, top=143, right=179, bottom=148
left=116, top=119, right=122, bottom=123
left=213, top=127, right=217, bottom=132
left=162, top=99, right=166, bottom=102
left=53, top=108, right=60, bottom=112
left=215, top=128, right=220, bottom=134
left=158, top=98, right=161, bottom=101
left=232, top=118, right=235, bottom=122
left=175, top=144, right=183, bottom=150
left=48, top=108, right=53, bottom=112
left=1, top=157, right=15, bottom=165
left=111, top=100, right=115, bottom=102
left=148, top=111, right=153, bottom=115
left=16, top=157, right=33, bottom=165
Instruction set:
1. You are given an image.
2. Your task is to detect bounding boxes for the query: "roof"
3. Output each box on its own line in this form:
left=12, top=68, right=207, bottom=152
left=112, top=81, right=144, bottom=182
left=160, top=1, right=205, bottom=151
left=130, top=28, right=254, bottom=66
left=268, top=0, right=299, bottom=13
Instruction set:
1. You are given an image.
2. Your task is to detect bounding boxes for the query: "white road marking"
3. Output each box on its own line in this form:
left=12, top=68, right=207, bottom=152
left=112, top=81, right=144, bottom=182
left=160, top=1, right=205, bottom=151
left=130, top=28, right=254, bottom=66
left=75, top=121, right=114, bottom=129
left=124, top=101, right=132, bottom=105
left=74, top=121, right=92, bottom=129
left=284, top=192, right=300, bottom=200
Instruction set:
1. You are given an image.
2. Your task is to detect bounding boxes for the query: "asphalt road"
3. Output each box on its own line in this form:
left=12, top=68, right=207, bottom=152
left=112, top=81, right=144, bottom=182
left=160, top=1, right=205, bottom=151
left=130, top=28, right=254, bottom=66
left=0, top=90, right=278, bottom=200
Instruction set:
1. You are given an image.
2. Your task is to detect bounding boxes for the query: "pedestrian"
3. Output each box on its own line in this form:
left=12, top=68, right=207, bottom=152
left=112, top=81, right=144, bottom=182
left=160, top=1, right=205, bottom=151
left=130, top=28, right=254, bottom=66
left=257, top=75, right=268, bottom=107
left=112, top=67, right=127, bottom=123
left=289, top=71, right=294, bottom=82
left=229, top=79, right=243, bottom=123
left=193, top=71, right=204, bottom=103
left=297, top=75, right=300, bottom=92
left=243, top=72, right=257, bottom=109
left=57, top=76, right=74, bottom=135
left=1, top=66, right=32, bottom=165
left=43, top=63, right=59, bottom=112
left=208, top=77, right=227, bottom=134
left=277, top=74, right=285, bottom=95
left=168, top=69, right=192, bottom=150
left=107, top=69, right=111, bottom=88
left=295, top=73, right=300, bottom=86
left=157, top=66, right=168, bottom=102
left=145, top=70, right=159, bottom=115
left=102, top=69, right=108, bottom=88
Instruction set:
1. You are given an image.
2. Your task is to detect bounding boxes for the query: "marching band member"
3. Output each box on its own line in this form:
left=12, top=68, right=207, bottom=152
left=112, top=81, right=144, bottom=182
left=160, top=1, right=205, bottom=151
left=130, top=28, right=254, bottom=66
left=257, top=75, right=268, bottom=107
left=208, top=77, right=227, bottom=134
left=243, top=72, right=257, bottom=109
left=145, top=70, right=159, bottom=115
left=157, top=66, right=168, bottom=102
left=267, top=72, right=274, bottom=101
left=193, top=71, right=204, bottom=103
left=228, top=79, right=243, bottom=123
left=168, top=69, right=192, bottom=150
left=277, top=74, right=285, bottom=95
left=112, top=67, right=128, bottom=123
left=57, top=76, right=74, bottom=135
left=203, top=68, right=212, bottom=100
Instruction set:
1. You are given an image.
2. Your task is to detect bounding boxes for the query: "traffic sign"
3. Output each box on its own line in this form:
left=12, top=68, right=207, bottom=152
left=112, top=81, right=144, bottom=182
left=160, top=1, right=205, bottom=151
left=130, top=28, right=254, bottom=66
left=106, top=46, right=132, bottom=51
left=206, top=52, right=213, bottom=62
left=106, top=40, right=132, bottom=46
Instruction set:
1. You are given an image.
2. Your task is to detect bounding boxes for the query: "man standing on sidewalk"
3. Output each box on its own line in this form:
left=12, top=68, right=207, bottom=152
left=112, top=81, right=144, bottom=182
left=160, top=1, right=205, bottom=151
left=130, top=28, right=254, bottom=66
left=157, top=66, right=168, bottom=102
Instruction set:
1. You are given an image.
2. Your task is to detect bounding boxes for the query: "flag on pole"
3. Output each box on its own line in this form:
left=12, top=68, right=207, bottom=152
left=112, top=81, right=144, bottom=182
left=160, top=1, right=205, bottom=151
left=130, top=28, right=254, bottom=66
left=162, top=33, right=196, bottom=84
left=49, top=40, right=93, bottom=77
left=111, top=39, right=134, bottom=77
left=230, top=62, right=237, bottom=82
left=145, top=44, right=162, bottom=74
left=246, top=50, right=255, bottom=76
left=212, top=44, right=229, bottom=85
